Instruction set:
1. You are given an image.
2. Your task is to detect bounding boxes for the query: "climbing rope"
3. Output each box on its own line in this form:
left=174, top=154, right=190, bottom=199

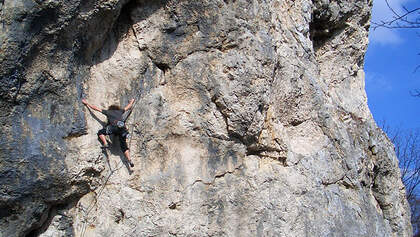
left=127, top=123, right=137, bottom=153
left=80, top=149, right=125, bottom=237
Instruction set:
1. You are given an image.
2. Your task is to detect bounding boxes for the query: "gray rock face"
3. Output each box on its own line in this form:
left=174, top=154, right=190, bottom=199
left=0, top=0, right=412, bottom=236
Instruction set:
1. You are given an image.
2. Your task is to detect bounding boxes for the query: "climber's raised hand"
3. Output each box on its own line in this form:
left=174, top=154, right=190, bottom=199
left=124, top=99, right=135, bottom=111
left=82, top=99, right=102, bottom=112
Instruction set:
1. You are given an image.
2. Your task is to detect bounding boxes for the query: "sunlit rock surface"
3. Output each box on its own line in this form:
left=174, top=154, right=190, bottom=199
left=0, top=0, right=412, bottom=236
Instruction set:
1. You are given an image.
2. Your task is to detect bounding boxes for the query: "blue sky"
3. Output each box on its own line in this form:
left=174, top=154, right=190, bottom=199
left=365, top=0, right=420, bottom=130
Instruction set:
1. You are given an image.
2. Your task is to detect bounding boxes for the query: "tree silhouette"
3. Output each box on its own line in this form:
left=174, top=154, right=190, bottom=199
left=381, top=122, right=420, bottom=235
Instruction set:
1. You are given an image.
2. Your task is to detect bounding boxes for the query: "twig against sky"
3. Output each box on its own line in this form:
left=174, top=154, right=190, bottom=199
left=372, top=0, right=420, bottom=30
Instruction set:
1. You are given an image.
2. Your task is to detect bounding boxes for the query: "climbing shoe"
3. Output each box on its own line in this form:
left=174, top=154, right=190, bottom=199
left=129, top=161, right=134, bottom=167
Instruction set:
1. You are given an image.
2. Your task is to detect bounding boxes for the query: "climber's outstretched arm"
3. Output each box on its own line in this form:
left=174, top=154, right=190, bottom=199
left=124, top=99, right=135, bottom=111
left=82, top=99, right=102, bottom=113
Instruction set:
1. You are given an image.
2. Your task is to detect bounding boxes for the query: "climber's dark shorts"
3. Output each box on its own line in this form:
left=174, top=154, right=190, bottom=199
left=98, top=125, right=129, bottom=152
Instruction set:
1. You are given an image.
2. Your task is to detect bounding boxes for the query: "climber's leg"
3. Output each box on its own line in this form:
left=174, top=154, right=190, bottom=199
left=124, top=150, right=133, bottom=167
left=119, top=129, right=133, bottom=167
left=97, top=127, right=110, bottom=148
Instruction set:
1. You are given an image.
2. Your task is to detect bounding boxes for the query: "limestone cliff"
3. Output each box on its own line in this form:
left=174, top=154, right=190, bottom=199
left=0, top=0, right=412, bottom=236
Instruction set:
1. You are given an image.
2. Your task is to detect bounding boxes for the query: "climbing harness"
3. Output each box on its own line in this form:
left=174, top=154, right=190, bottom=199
left=116, top=120, right=125, bottom=128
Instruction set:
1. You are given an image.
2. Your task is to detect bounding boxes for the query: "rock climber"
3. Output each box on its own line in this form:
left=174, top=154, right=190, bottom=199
left=82, top=98, right=135, bottom=167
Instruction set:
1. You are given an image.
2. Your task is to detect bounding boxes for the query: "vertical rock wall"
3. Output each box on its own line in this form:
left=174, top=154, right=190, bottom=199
left=0, top=0, right=412, bottom=236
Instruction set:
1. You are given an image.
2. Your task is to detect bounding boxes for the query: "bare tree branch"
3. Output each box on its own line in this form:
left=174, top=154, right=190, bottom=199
left=410, top=89, right=420, bottom=97
left=372, top=0, right=420, bottom=30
